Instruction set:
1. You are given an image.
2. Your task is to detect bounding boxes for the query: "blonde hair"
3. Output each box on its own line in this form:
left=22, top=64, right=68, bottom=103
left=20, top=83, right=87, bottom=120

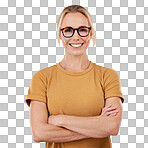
left=56, top=5, right=97, bottom=47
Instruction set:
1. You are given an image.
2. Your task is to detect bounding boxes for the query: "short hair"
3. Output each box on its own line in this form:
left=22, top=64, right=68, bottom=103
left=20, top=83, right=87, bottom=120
left=56, top=5, right=97, bottom=47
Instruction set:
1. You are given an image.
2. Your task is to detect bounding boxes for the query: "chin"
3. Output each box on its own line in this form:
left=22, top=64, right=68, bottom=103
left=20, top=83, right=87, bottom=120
left=68, top=49, right=86, bottom=56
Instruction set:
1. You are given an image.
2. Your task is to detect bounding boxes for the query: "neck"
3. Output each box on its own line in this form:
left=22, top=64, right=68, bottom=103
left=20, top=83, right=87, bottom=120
left=60, top=55, right=90, bottom=72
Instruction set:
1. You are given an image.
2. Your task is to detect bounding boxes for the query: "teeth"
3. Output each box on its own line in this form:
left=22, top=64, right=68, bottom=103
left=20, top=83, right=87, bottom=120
left=70, top=43, right=83, bottom=47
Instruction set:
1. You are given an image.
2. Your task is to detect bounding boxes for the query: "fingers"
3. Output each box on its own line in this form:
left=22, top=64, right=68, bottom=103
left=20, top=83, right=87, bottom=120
left=101, top=104, right=119, bottom=116
left=109, top=112, right=117, bottom=116
left=103, top=104, right=112, bottom=111
left=105, top=110, right=119, bottom=116
left=102, top=110, right=119, bottom=116
left=102, top=105, right=118, bottom=113
left=105, top=106, right=118, bottom=112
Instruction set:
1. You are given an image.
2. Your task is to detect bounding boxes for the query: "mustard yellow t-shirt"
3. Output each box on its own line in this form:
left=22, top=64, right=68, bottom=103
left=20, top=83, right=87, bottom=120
left=25, top=61, right=124, bottom=148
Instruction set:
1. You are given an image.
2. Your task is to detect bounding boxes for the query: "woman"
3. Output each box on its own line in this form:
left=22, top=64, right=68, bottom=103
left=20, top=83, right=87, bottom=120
left=25, top=5, right=124, bottom=148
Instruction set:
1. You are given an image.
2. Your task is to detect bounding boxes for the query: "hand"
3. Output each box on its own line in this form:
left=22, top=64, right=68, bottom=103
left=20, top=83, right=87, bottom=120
left=48, top=115, right=62, bottom=126
left=100, top=104, right=119, bottom=117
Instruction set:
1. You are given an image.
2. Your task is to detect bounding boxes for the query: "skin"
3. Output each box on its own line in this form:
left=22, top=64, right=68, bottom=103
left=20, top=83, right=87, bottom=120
left=59, top=12, right=92, bottom=72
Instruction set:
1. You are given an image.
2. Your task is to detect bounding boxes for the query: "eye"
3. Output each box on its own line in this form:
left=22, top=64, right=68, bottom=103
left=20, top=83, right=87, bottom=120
left=80, top=28, right=87, bottom=32
left=64, top=28, right=73, bottom=32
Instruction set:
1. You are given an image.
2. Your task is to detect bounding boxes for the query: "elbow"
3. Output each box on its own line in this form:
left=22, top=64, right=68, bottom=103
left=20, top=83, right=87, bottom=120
left=111, top=128, right=119, bottom=136
left=32, top=128, right=43, bottom=143
left=33, top=130, right=41, bottom=143
left=33, top=136, right=40, bottom=143
left=110, top=124, right=120, bottom=136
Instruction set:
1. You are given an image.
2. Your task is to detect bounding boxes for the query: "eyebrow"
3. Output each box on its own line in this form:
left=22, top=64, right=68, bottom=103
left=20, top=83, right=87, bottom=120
left=63, top=25, right=89, bottom=28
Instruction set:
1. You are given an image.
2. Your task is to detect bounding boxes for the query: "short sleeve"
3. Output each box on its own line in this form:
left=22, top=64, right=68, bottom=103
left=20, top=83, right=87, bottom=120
left=103, top=68, right=124, bottom=103
left=25, top=70, right=47, bottom=107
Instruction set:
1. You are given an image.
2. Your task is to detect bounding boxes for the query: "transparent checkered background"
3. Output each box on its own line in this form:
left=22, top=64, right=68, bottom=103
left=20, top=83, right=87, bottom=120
left=0, top=0, right=148, bottom=148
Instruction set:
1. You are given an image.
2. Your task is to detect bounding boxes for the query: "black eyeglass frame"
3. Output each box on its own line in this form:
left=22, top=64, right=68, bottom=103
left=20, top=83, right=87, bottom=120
left=60, top=26, right=91, bottom=38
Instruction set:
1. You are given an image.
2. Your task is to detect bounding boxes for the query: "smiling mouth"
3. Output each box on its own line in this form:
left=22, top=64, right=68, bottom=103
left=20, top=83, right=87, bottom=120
left=69, top=43, right=84, bottom=48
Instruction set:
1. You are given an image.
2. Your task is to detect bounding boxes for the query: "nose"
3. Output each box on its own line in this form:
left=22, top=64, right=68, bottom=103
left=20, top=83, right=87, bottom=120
left=72, top=30, right=80, bottom=40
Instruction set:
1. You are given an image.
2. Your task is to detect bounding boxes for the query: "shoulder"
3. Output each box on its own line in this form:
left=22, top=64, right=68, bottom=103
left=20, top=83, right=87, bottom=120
left=32, top=64, right=57, bottom=80
left=93, top=63, right=118, bottom=77
left=34, top=64, right=57, bottom=75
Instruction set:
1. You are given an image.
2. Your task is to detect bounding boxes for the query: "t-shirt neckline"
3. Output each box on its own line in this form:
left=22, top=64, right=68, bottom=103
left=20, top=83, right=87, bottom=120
left=56, top=61, right=94, bottom=76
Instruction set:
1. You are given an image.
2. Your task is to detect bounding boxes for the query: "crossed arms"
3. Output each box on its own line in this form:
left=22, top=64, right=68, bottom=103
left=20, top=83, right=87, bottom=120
left=30, top=97, right=123, bottom=143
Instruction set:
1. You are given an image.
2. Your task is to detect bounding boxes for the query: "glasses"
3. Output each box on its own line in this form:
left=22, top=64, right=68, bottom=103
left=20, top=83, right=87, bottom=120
left=60, top=26, right=91, bottom=38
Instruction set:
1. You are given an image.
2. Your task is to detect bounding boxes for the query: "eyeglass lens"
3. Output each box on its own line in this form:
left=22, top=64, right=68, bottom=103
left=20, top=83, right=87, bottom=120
left=63, top=27, right=89, bottom=37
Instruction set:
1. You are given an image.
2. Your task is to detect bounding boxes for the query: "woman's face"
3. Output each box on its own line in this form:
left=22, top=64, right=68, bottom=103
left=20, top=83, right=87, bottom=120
left=59, top=12, right=92, bottom=55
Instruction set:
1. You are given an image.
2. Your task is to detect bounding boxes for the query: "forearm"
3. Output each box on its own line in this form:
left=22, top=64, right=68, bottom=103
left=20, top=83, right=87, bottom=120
left=35, top=123, right=90, bottom=143
left=59, top=115, right=116, bottom=138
